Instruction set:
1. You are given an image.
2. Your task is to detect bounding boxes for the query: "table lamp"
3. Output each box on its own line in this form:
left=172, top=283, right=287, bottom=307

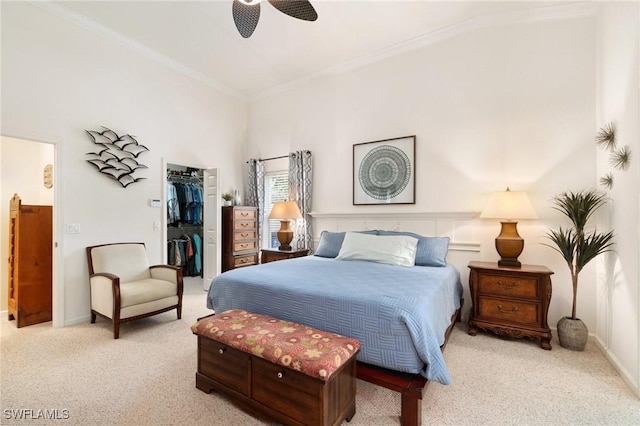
left=268, top=201, right=302, bottom=251
left=480, top=188, right=538, bottom=267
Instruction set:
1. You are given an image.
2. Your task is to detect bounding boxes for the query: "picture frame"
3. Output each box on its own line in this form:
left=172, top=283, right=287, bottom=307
left=353, top=135, right=416, bottom=205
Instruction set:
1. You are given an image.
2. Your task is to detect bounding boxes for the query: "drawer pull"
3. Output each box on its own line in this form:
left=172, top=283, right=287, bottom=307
left=240, top=223, right=248, bottom=227
left=240, top=243, right=248, bottom=248
left=497, top=280, right=519, bottom=289
left=277, top=372, right=283, bottom=379
left=218, top=348, right=225, bottom=355
left=241, top=212, right=249, bottom=216
left=240, top=233, right=249, bottom=238
left=239, top=258, right=248, bottom=264
left=497, top=305, right=519, bottom=314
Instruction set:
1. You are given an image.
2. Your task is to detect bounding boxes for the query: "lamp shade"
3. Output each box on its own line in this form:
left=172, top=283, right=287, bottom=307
left=480, top=188, right=538, bottom=221
left=268, top=201, right=302, bottom=220
left=480, top=188, right=537, bottom=268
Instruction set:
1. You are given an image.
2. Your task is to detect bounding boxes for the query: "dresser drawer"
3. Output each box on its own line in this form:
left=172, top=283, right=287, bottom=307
left=233, top=240, right=257, bottom=252
left=478, top=274, right=538, bottom=298
left=234, top=230, right=257, bottom=241
left=251, top=356, right=323, bottom=423
left=234, top=220, right=256, bottom=231
left=234, top=209, right=257, bottom=221
left=233, top=254, right=258, bottom=268
left=198, top=337, right=251, bottom=396
left=478, top=296, right=538, bottom=324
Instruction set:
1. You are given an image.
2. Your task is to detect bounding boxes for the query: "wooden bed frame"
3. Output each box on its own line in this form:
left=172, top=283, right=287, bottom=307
left=355, top=299, right=463, bottom=426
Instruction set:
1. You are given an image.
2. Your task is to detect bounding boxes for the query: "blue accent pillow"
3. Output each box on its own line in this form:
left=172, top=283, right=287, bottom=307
left=376, top=230, right=450, bottom=267
left=314, top=230, right=379, bottom=258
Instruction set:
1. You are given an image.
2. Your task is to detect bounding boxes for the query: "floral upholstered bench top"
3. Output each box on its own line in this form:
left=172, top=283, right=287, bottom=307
left=192, top=310, right=361, bottom=381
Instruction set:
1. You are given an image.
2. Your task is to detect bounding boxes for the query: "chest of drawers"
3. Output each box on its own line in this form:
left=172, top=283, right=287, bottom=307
left=467, top=261, right=554, bottom=350
left=221, top=206, right=258, bottom=272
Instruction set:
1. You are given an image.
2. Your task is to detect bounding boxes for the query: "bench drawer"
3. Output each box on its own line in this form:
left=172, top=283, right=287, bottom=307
left=252, top=356, right=322, bottom=423
left=198, top=336, right=251, bottom=396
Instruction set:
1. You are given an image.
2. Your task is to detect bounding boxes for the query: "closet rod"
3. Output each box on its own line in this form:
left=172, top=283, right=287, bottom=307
left=246, top=155, right=287, bottom=164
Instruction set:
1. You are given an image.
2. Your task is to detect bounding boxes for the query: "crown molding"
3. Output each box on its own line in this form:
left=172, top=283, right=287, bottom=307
left=250, top=1, right=597, bottom=102
left=28, top=1, right=247, bottom=101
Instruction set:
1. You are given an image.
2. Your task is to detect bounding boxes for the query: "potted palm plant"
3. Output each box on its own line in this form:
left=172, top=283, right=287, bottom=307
left=544, top=189, right=615, bottom=351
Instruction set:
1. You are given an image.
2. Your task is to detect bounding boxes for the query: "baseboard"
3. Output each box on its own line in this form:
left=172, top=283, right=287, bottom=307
left=64, top=314, right=91, bottom=327
left=594, top=335, right=639, bottom=398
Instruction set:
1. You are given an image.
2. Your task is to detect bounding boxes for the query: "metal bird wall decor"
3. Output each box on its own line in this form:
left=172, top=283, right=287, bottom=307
left=233, top=0, right=318, bottom=38
left=85, top=126, right=149, bottom=188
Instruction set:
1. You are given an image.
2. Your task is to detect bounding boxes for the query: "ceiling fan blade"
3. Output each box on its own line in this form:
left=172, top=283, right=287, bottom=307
left=268, top=0, right=317, bottom=22
left=233, top=0, right=261, bottom=38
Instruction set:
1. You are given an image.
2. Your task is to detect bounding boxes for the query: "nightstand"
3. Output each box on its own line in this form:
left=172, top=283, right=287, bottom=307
left=467, top=261, right=554, bottom=350
left=261, top=248, right=309, bottom=264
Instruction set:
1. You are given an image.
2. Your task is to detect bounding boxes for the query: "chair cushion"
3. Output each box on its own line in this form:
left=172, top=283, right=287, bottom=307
left=90, top=243, right=151, bottom=282
left=119, top=278, right=177, bottom=308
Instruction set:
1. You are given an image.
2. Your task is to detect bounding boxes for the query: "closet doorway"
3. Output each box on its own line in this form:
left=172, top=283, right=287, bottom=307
left=163, top=161, right=220, bottom=291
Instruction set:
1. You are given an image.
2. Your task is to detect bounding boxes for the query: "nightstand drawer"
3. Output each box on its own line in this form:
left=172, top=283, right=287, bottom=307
left=478, top=274, right=538, bottom=298
left=478, top=297, right=538, bottom=324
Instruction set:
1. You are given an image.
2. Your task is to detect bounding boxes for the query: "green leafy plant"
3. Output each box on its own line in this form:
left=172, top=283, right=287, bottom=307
left=544, top=190, right=615, bottom=320
left=221, top=192, right=234, bottom=201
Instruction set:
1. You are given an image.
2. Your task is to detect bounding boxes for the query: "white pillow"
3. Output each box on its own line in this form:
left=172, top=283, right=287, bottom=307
left=335, top=232, right=418, bottom=267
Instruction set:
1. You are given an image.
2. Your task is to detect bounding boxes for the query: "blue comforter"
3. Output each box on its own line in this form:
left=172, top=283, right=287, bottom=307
left=207, top=256, right=462, bottom=385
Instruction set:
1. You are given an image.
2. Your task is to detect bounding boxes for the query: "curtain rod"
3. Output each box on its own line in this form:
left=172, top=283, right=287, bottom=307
left=246, top=155, right=287, bottom=163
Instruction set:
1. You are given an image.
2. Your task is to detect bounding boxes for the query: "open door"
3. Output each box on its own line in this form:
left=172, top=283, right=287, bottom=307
left=202, top=168, right=221, bottom=291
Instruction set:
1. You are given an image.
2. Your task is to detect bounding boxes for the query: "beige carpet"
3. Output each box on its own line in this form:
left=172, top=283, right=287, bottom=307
left=1, top=277, right=638, bottom=425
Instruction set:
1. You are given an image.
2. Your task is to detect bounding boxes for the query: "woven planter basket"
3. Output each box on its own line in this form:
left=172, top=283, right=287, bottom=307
left=557, top=317, right=588, bottom=351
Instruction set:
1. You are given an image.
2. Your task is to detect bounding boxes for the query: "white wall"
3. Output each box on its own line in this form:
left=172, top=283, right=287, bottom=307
left=0, top=137, right=55, bottom=312
left=247, top=16, right=598, bottom=329
left=596, top=2, right=639, bottom=396
left=1, top=2, right=247, bottom=324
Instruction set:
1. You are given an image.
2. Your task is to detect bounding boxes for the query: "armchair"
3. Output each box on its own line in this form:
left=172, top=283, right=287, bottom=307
left=86, top=242, right=183, bottom=339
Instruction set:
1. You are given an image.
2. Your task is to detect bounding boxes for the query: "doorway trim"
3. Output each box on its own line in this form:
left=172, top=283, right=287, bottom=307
left=1, top=131, right=64, bottom=328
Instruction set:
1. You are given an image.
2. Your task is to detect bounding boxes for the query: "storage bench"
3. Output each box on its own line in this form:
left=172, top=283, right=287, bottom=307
left=192, top=310, right=361, bottom=426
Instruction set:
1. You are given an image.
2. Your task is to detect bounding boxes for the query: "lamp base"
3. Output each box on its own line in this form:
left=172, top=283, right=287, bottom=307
left=498, top=258, right=522, bottom=268
left=276, top=220, right=294, bottom=252
left=495, top=221, right=524, bottom=268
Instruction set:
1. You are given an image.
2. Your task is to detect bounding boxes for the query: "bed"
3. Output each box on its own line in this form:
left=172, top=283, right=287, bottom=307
left=206, top=230, right=463, bottom=425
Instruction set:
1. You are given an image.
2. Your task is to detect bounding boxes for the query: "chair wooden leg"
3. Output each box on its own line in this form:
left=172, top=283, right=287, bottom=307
left=113, top=321, right=120, bottom=339
left=177, top=305, right=182, bottom=320
left=91, top=312, right=97, bottom=323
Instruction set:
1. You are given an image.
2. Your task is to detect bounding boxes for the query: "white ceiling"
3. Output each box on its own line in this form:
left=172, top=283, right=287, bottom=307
left=48, top=1, right=580, bottom=98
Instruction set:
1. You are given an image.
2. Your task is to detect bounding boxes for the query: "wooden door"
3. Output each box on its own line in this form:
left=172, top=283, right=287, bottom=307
left=7, top=194, right=53, bottom=327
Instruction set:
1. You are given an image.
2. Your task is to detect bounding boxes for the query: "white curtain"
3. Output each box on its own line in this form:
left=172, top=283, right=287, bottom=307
left=246, top=159, right=265, bottom=249
left=288, top=151, right=313, bottom=252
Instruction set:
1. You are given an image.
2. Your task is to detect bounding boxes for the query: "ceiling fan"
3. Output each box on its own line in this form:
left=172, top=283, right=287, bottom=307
left=233, top=0, right=318, bottom=38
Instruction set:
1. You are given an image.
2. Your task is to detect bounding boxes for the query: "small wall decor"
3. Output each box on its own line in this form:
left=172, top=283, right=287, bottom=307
left=85, top=126, right=149, bottom=188
left=43, top=164, right=53, bottom=189
left=596, top=121, right=631, bottom=190
left=353, top=135, right=415, bottom=205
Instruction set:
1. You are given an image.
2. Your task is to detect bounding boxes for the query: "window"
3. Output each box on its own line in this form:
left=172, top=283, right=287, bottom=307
left=263, top=171, right=288, bottom=249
